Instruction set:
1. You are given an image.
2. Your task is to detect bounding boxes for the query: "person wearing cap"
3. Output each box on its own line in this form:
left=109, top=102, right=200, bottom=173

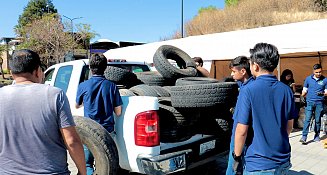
left=0, top=49, right=86, bottom=175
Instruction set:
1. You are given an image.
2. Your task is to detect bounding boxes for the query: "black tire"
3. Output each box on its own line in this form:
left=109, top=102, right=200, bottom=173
left=104, top=66, right=141, bottom=88
left=129, top=84, right=159, bottom=97
left=135, top=71, right=174, bottom=86
left=153, top=45, right=197, bottom=79
left=151, top=86, right=171, bottom=97
left=119, top=89, right=135, bottom=96
left=171, top=82, right=239, bottom=108
left=74, top=116, right=119, bottom=175
left=175, top=77, right=219, bottom=86
left=159, top=104, right=195, bottom=142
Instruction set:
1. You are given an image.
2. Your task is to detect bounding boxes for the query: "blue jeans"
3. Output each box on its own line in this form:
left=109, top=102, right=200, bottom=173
left=302, top=102, right=323, bottom=137
left=84, top=145, right=94, bottom=175
left=243, top=162, right=291, bottom=175
left=226, top=134, right=245, bottom=175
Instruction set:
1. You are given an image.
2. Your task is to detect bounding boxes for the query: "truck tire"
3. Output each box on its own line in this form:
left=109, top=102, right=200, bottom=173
left=135, top=71, right=174, bottom=86
left=129, top=84, right=159, bottom=97
left=175, top=77, right=219, bottom=86
left=74, top=116, right=119, bottom=175
left=170, top=82, right=239, bottom=108
left=119, top=89, right=135, bottom=96
left=159, top=104, right=195, bottom=142
left=153, top=45, right=197, bottom=79
left=104, top=66, right=141, bottom=88
left=151, top=86, right=171, bottom=97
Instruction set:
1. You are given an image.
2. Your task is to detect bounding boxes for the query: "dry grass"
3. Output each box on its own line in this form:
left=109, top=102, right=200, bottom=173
left=169, top=0, right=327, bottom=38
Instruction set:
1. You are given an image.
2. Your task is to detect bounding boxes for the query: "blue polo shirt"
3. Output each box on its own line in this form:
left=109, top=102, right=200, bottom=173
left=303, top=75, right=327, bottom=103
left=234, top=74, right=296, bottom=172
left=76, top=75, right=123, bottom=132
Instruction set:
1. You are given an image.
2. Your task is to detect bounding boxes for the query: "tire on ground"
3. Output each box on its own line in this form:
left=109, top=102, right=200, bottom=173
left=129, top=84, right=159, bottom=97
left=153, top=45, right=197, bottom=79
left=175, top=77, right=219, bottom=86
left=74, top=116, right=119, bottom=175
left=135, top=71, right=174, bottom=86
left=170, top=82, right=239, bottom=108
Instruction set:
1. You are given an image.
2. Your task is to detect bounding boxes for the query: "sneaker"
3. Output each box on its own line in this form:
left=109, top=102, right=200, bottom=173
left=299, top=136, right=307, bottom=144
left=313, top=135, right=320, bottom=142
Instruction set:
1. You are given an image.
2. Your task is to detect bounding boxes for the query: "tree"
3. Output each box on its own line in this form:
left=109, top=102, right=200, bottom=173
left=0, top=45, right=7, bottom=79
left=198, top=6, right=218, bottom=14
left=15, top=0, right=97, bottom=67
left=17, top=15, right=74, bottom=66
left=225, top=0, right=239, bottom=6
left=315, top=0, right=327, bottom=11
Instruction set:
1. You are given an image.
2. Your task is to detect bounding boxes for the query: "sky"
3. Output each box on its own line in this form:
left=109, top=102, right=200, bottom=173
left=0, top=0, right=225, bottom=43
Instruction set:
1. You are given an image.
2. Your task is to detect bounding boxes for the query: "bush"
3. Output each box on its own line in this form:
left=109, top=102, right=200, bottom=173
left=184, top=0, right=327, bottom=37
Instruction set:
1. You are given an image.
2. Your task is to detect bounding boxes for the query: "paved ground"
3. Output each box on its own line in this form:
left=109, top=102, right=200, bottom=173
left=68, top=130, right=327, bottom=175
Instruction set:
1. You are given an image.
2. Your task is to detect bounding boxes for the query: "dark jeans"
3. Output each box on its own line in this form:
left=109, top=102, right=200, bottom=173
left=302, top=102, right=323, bottom=137
left=243, top=162, right=291, bottom=175
left=84, top=145, right=94, bottom=175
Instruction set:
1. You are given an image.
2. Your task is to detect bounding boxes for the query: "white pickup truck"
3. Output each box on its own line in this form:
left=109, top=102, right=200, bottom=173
left=44, top=59, right=226, bottom=175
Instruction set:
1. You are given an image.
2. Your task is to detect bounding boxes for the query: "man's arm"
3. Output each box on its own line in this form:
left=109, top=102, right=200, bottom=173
left=234, top=123, right=249, bottom=156
left=114, top=105, right=122, bottom=116
left=196, top=66, right=210, bottom=77
left=287, top=119, right=294, bottom=135
left=75, top=103, right=83, bottom=109
left=61, top=126, right=86, bottom=175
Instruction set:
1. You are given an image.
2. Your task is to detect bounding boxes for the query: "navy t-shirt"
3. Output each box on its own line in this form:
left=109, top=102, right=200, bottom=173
left=76, top=75, right=123, bottom=132
left=303, top=75, right=327, bottom=103
left=234, top=74, right=297, bottom=172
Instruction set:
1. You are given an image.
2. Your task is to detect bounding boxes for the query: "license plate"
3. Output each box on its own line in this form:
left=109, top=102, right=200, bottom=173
left=158, top=154, right=186, bottom=173
left=199, top=140, right=216, bottom=155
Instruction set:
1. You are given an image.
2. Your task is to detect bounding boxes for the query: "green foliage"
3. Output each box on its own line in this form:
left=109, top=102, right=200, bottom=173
left=15, top=0, right=57, bottom=36
left=315, top=0, right=327, bottom=11
left=225, top=0, right=239, bottom=6
left=0, top=45, right=8, bottom=61
left=198, top=5, right=218, bottom=14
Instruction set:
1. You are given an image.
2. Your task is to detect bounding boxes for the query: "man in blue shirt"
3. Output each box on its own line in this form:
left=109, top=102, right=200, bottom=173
left=300, top=64, right=327, bottom=144
left=226, top=56, right=254, bottom=175
left=233, top=43, right=296, bottom=174
left=76, top=54, right=123, bottom=175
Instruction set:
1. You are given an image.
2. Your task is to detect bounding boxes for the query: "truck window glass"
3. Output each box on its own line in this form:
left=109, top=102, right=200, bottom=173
left=44, top=68, right=54, bottom=83
left=54, top=65, right=73, bottom=93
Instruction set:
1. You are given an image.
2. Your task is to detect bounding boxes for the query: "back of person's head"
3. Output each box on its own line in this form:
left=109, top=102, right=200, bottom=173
left=193, top=57, right=203, bottom=67
left=9, top=49, right=41, bottom=74
left=249, top=43, right=279, bottom=72
left=313, top=64, right=322, bottom=70
left=229, top=56, right=252, bottom=76
left=90, top=53, right=107, bottom=75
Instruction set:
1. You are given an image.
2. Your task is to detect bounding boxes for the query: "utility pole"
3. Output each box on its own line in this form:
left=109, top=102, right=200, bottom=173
left=181, top=0, right=184, bottom=38
left=63, top=15, right=83, bottom=56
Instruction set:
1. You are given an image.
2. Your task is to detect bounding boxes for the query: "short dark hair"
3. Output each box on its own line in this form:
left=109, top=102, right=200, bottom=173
left=229, top=56, right=252, bottom=76
left=9, top=49, right=41, bottom=74
left=313, top=64, right=322, bottom=70
left=90, top=54, right=107, bottom=75
left=193, top=57, right=203, bottom=66
left=249, top=43, right=279, bottom=72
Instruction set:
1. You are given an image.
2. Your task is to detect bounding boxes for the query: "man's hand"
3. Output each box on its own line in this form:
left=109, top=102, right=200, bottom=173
left=300, top=95, right=306, bottom=107
left=317, top=92, right=325, bottom=96
left=232, top=152, right=243, bottom=175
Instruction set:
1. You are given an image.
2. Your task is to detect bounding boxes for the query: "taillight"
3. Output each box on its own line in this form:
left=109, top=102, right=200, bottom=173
left=134, top=110, right=160, bottom=147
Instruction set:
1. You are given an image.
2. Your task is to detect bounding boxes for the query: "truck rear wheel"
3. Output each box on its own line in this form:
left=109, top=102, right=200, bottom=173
left=74, top=116, right=119, bottom=175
